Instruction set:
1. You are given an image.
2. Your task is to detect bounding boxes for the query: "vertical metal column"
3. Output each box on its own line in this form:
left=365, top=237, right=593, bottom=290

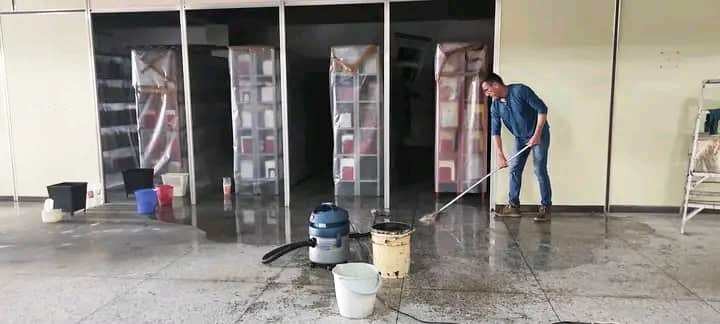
left=84, top=0, right=106, bottom=204
left=383, top=0, right=390, bottom=209
left=279, top=2, right=291, bottom=207
left=180, top=7, right=198, bottom=205
left=489, top=0, right=502, bottom=217
left=604, top=0, right=622, bottom=216
left=0, top=16, right=18, bottom=201
left=272, top=49, right=281, bottom=196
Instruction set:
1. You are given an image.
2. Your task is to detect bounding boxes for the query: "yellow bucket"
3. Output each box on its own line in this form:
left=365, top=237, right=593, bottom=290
left=370, top=222, right=415, bottom=279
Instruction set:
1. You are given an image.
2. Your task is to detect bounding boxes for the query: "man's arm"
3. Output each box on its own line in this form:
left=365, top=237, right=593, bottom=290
left=528, top=114, right=547, bottom=146
left=523, top=85, right=548, bottom=146
left=490, top=102, right=508, bottom=168
left=493, top=135, right=508, bottom=169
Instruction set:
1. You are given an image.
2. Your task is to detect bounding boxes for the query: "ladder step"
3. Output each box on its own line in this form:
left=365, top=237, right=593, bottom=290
left=688, top=198, right=720, bottom=204
left=691, top=180, right=720, bottom=184
left=688, top=200, right=720, bottom=209
left=690, top=190, right=720, bottom=196
left=690, top=172, right=720, bottom=177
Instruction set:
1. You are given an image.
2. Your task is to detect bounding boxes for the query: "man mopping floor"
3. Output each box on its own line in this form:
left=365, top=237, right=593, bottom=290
left=481, top=73, right=552, bottom=222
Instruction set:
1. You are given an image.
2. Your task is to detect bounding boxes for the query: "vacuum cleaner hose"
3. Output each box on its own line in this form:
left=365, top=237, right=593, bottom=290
left=261, top=238, right=317, bottom=264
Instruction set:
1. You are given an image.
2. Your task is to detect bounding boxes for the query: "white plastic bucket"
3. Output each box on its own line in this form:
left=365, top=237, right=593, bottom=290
left=332, top=263, right=381, bottom=319
left=371, top=222, right=415, bottom=279
left=161, top=173, right=189, bottom=197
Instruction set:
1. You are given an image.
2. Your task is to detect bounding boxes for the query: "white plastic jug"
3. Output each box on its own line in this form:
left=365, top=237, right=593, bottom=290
left=41, top=199, right=64, bottom=223
left=43, top=198, right=54, bottom=212
left=332, top=263, right=381, bottom=319
left=222, top=177, right=232, bottom=196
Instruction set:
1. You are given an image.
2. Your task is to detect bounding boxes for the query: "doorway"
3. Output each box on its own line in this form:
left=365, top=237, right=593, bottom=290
left=389, top=0, right=495, bottom=205
left=285, top=3, right=384, bottom=205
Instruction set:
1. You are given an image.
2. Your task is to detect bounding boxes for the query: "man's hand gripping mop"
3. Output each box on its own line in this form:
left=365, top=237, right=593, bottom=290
left=419, top=145, right=532, bottom=224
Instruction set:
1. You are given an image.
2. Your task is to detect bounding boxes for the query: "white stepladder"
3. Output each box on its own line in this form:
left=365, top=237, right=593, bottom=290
left=681, top=79, right=720, bottom=234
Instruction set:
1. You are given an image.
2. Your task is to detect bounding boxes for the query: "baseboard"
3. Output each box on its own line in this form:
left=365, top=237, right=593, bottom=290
left=493, top=204, right=604, bottom=213
left=606, top=205, right=720, bottom=214
left=608, top=205, right=678, bottom=213
left=18, top=196, right=48, bottom=202
left=0, top=196, right=14, bottom=201
left=490, top=204, right=716, bottom=215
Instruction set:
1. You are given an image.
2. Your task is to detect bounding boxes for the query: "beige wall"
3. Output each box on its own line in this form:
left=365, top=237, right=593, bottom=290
left=1, top=12, right=100, bottom=197
left=0, top=0, right=11, bottom=12
left=494, top=0, right=615, bottom=206
left=610, top=0, right=720, bottom=206
left=14, top=0, right=85, bottom=11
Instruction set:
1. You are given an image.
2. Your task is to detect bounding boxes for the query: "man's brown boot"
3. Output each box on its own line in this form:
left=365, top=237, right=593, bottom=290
left=534, top=206, right=551, bottom=222
left=496, top=205, right=521, bottom=218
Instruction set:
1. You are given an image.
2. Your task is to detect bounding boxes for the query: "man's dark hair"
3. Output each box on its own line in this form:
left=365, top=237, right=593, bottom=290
left=483, top=73, right=504, bottom=85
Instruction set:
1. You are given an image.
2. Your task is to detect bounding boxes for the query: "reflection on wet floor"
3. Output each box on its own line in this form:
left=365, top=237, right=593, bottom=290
left=191, top=195, right=389, bottom=246
left=99, top=179, right=495, bottom=242
left=91, top=180, right=637, bottom=277
left=138, top=196, right=290, bottom=245
left=153, top=195, right=490, bottom=245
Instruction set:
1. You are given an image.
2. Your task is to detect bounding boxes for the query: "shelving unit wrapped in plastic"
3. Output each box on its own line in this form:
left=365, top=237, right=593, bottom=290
left=230, top=46, right=283, bottom=196
left=131, top=47, right=188, bottom=182
left=434, top=43, right=489, bottom=194
left=330, top=45, right=383, bottom=197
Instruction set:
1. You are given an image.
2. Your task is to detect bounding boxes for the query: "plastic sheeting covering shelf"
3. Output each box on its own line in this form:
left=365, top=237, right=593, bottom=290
left=131, top=47, right=187, bottom=179
left=434, top=43, right=489, bottom=194
left=230, top=46, right=283, bottom=196
left=688, top=135, right=720, bottom=205
left=330, top=45, right=383, bottom=197
left=693, top=134, right=720, bottom=173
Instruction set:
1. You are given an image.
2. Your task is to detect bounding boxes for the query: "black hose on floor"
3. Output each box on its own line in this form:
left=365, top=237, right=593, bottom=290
left=376, top=295, right=457, bottom=324
left=261, top=238, right=316, bottom=264
left=261, top=232, right=369, bottom=264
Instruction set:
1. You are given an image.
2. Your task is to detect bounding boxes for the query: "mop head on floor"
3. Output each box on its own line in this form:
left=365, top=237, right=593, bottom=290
left=418, top=211, right=442, bottom=224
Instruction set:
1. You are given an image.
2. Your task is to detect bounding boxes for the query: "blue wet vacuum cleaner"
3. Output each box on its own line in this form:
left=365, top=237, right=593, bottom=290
left=262, top=203, right=365, bottom=265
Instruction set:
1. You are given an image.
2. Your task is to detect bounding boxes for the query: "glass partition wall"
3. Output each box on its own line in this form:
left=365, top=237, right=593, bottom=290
left=186, top=8, right=282, bottom=203
left=389, top=0, right=494, bottom=200
left=285, top=3, right=384, bottom=204
left=92, top=12, right=188, bottom=203
left=88, top=1, right=495, bottom=208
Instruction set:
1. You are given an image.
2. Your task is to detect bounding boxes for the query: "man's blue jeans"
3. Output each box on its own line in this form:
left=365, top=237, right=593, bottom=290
left=508, top=130, right=552, bottom=207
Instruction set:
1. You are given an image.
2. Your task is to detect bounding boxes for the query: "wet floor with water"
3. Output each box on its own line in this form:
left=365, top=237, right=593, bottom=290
left=1, top=186, right=720, bottom=323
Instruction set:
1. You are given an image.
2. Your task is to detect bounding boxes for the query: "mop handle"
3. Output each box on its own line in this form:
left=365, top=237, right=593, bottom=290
left=434, top=145, right=533, bottom=215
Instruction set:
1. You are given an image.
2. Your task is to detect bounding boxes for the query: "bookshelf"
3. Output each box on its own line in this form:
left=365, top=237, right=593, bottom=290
left=230, top=46, right=282, bottom=196
left=331, top=45, right=383, bottom=196
left=435, top=43, right=489, bottom=194
left=131, top=47, right=187, bottom=179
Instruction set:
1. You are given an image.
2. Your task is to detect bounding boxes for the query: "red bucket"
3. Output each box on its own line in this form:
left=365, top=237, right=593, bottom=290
left=156, top=185, right=174, bottom=207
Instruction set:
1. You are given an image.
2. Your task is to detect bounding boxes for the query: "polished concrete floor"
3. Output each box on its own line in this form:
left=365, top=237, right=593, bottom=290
left=2, top=189, right=720, bottom=323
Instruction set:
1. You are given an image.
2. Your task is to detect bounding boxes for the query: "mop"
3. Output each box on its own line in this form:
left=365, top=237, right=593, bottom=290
left=419, top=145, right=532, bottom=224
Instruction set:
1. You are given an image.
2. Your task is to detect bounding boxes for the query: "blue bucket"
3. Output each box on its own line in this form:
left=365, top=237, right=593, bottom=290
left=135, top=188, right=157, bottom=214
